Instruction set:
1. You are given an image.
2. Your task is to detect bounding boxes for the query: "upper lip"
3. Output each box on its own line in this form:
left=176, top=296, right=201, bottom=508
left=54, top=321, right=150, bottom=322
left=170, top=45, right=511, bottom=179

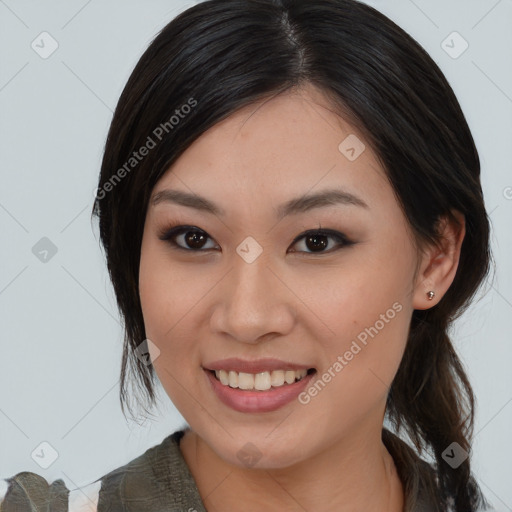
left=204, top=358, right=314, bottom=374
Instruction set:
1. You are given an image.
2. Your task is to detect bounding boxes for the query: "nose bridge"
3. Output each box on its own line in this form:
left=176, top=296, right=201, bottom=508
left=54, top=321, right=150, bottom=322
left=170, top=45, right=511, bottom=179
left=213, top=248, right=294, bottom=343
left=232, top=250, right=271, bottom=306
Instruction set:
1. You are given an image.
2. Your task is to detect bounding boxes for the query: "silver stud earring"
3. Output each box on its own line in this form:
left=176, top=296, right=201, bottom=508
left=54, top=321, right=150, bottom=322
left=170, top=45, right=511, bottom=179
left=427, top=291, right=435, bottom=300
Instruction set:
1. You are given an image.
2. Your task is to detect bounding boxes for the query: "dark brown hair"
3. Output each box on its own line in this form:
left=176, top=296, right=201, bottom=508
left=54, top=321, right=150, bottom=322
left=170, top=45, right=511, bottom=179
left=91, top=1, right=493, bottom=509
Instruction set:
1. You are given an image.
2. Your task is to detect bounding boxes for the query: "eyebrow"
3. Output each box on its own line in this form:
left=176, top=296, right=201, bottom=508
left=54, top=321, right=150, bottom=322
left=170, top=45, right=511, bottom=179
left=151, top=188, right=369, bottom=219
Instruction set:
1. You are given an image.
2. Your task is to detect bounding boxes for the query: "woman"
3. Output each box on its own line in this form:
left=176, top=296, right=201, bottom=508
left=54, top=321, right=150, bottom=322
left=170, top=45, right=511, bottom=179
left=1, top=0, right=493, bottom=510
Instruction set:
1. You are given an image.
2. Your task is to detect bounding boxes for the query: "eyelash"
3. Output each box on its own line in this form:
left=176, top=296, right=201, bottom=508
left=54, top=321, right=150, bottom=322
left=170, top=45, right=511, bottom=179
left=157, top=224, right=354, bottom=255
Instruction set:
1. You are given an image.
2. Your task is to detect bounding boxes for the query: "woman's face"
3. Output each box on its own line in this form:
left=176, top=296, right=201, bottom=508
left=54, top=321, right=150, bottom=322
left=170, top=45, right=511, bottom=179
left=139, top=85, right=424, bottom=469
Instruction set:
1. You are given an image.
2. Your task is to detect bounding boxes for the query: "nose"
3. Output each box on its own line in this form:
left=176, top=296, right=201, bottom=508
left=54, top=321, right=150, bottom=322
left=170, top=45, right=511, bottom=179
left=209, top=250, right=296, bottom=344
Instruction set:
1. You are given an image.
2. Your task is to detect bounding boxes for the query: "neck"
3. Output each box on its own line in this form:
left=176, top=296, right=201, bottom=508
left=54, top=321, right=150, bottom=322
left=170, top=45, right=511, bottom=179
left=180, top=423, right=404, bottom=512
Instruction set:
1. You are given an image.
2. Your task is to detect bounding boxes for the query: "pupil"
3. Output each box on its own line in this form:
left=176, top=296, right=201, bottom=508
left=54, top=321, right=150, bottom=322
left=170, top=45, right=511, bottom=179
left=186, top=231, right=206, bottom=249
left=183, top=231, right=329, bottom=251
left=306, top=234, right=328, bottom=252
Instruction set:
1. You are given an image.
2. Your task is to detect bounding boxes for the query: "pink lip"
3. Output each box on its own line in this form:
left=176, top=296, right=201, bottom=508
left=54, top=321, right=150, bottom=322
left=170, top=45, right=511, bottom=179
left=204, top=368, right=317, bottom=413
left=204, top=357, right=313, bottom=374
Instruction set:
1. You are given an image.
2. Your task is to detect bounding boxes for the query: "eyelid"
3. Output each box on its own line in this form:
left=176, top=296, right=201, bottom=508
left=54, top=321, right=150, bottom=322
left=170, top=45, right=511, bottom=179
left=158, top=224, right=204, bottom=240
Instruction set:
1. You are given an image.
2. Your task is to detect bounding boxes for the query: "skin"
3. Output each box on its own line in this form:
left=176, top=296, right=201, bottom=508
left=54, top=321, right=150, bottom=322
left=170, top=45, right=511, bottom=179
left=138, top=83, right=465, bottom=511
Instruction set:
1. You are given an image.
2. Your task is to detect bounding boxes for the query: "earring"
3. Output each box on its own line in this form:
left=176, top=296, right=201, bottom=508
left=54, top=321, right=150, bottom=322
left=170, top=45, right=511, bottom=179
left=427, top=291, right=435, bottom=300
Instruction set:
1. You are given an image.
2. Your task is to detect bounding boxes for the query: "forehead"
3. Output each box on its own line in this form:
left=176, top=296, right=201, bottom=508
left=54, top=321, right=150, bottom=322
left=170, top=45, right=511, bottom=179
left=152, top=85, right=391, bottom=211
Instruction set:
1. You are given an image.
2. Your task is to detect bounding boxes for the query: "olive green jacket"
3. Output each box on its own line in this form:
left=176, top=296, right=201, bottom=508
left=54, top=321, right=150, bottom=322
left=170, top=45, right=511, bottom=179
left=1, top=429, right=441, bottom=511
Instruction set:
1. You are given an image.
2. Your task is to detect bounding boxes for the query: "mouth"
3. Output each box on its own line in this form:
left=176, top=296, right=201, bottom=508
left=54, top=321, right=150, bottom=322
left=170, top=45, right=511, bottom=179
left=202, top=358, right=318, bottom=412
left=207, top=368, right=317, bottom=391
left=204, top=365, right=318, bottom=413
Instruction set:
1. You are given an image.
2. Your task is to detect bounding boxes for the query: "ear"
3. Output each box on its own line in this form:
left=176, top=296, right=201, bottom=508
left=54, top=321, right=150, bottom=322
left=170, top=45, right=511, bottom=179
left=412, top=210, right=465, bottom=310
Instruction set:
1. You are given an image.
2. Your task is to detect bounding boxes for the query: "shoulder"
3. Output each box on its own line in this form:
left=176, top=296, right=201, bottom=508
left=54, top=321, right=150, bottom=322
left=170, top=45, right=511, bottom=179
left=96, top=429, right=206, bottom=512
left=1, top=430, right=205, bottom=512
left=1, top=471, right=100, bottom=511
left=1, top=470, right=71, bottom=511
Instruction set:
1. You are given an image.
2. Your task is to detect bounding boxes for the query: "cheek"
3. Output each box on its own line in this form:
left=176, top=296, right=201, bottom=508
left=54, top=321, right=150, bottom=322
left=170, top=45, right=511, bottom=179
left=138, top=242, right=217, bottom=392
left=296, top=245, right=413, bottom=389
left=295, top=269, right=411, bottom=432
left=139, top=240, right=204, bottom=339
left=139, top=254, right=201, bottom=415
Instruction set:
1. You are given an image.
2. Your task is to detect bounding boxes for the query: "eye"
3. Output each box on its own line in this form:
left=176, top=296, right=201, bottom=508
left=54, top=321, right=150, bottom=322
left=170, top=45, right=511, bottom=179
left=288, top=228, right=354, bottom=254
left=158, top=225, right=219, bottom=251
left=158, top=224, right=354, bottom=254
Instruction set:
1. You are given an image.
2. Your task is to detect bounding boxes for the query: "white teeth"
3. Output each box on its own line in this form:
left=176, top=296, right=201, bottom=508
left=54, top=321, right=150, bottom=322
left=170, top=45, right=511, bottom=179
left=214, top=369, right=308, bottom=390
left=238, top=372, right=254, bottom=390
left=285, top=370, right=296, bottom=384
left=218, top=370, right=229, bottom=386
left=270, top=370, right=285, bottom=387
left=228, top=370, right=238, bottom=388
left=255, top=372, right=271, bottom=391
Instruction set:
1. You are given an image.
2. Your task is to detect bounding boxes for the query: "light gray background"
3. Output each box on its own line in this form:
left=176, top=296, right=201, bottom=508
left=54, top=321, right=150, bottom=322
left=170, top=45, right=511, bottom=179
left=0, top=0, right=511, bottom=509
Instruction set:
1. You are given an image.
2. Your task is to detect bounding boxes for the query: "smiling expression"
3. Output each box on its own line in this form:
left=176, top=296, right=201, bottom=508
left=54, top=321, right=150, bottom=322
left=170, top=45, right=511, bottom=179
left=138, top=84, right=424, bottom=469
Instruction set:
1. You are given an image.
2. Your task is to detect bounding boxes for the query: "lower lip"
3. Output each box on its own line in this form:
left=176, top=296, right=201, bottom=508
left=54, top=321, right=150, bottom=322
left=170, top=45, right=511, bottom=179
left=204, top=369, right=316, bottom=413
